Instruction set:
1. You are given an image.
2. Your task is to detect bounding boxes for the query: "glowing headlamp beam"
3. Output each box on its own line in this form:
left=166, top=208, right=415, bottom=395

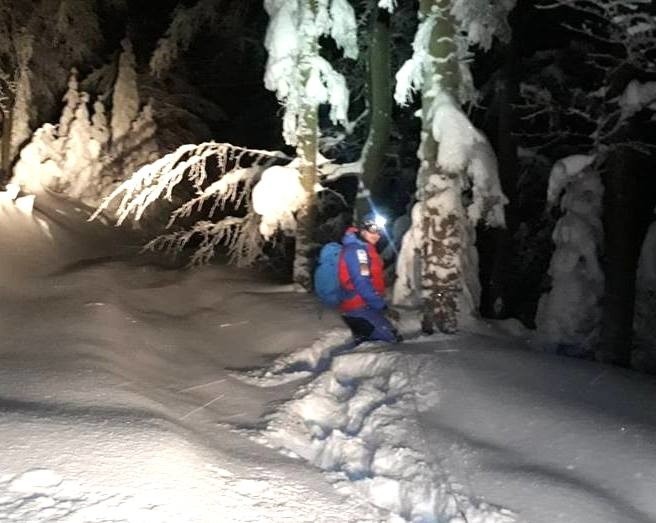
left=374, top=214, right=387, bottom=228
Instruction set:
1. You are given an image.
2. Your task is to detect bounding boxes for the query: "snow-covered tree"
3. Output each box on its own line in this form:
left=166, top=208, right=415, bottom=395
left=62, top=92, right=103, bottom=200
left=0, top=71, right=16, bottom=182
left=392, top=0, right=513, bottom=334
left=110, top=39, right=139, bottom=144
left=0, top=0, right=105, bottom=183
left=534, top=0, right=656, bottom=365
left=138, top=0, right=358, bottom=284
left=10, top=32, right=34, bottom=161
left=263, top=0, right=357, bottom=288
left=12, top=45, right=159, bottom=207
left=535, top=155, right=603, bottom=354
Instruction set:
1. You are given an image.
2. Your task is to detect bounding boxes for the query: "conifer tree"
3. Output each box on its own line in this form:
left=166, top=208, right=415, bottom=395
left=110, top=39, right=139, bottom=145
left=393, top=0, right=513, bottom=333
left=0, top=0, right=105, bottom=183
left=262, top=0, right=357, bottom=288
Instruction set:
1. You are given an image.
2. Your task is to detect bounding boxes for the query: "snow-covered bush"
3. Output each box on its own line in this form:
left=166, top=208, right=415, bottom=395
left=536, top=154, right=604, bottom=354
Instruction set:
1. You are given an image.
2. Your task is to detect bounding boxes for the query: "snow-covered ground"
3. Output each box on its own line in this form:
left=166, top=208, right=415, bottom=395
left=1, top=192, right=656, bottom=522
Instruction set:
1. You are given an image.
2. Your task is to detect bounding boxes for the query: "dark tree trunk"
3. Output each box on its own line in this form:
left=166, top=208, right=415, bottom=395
left=597, top=148, right=640, bottom=366
left=360, top=7, right=392, bottom=202
left=479, top=37, right=520, bottom=319
left=0, top=99, right=14, bottom=187
left=355, top=3, right=392, bottom=219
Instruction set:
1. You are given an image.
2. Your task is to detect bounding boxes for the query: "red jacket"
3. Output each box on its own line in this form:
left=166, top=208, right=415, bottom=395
left=338, top=229, right=386, bottom=313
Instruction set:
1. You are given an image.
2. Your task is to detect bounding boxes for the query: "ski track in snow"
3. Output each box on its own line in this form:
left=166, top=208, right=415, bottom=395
left=246, top=343, right=515, bottom=523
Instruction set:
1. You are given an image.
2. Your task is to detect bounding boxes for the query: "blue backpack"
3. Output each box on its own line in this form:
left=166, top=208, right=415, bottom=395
left=313, top=242, right=344, bottom=308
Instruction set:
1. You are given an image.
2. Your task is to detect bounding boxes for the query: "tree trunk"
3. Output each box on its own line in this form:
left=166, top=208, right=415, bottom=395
left=597, top=148, right=640, bottom=366
left=0, top=73, right=14, bottom=186
left=595, top=62, right=648, bottom=367
left=293, top=101, right=318, bottom=289
left=1, top=105, right=14, bottom=186
left=481, top=39, right=520, bottom=319
left=292, top=0, right=319, bottom=289
left=357, top=5, right=392, bottom=214
left=419, top=168, right=464, bottom=335
left=418, top=0, right=465, bottom=334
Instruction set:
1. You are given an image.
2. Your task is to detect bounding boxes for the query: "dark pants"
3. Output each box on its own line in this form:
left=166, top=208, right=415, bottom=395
left=342, top=308, right=402, bottom=345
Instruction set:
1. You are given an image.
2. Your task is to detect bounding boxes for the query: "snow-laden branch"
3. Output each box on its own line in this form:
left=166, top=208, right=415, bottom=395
left=168, top=168, right=255, bottom=227
left=91, top=141, right=310, bottom=267
left=92, top=142, right=289, bottom=225
left=144, top=215, right=264, bottom=268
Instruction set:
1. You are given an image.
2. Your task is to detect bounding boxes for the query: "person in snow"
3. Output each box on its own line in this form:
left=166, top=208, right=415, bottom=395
left=339, top=213, right=402, bottom=345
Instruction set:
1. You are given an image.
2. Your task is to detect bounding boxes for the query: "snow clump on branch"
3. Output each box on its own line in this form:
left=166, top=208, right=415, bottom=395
left=252, top=164, right=307, bottom=239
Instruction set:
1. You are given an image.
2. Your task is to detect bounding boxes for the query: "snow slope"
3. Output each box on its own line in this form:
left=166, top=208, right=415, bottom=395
left=0, top=194, right=369, bottom=522
left=1, top=192, right=656, bottom=522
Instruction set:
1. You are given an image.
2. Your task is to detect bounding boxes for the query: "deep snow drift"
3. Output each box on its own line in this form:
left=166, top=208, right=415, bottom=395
left=1, top=192, right=656, bottom=522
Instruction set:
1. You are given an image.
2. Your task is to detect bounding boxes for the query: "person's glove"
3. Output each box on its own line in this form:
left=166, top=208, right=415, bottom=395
left=385, top=307, right=401, bottom=322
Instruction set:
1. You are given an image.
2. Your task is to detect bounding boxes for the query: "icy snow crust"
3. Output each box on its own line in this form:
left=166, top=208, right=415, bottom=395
left=2, top=193, right=656, bottom=522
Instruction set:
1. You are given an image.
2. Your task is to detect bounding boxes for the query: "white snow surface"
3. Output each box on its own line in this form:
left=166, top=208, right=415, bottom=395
left=1, top=193, right=656, bottom=522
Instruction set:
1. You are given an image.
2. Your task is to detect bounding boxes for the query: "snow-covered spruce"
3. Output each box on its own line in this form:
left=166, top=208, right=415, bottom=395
left=536, top=154, right=603, bottom=355
left=12, top=43, right=158, bottom=208
left=255, top=349, right=514, bottom=522
left=391, top=1, right=511, bottom=334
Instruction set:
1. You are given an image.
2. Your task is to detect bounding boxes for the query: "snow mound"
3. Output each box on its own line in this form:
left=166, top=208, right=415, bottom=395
left=254, top=347, right=515, bottom=522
